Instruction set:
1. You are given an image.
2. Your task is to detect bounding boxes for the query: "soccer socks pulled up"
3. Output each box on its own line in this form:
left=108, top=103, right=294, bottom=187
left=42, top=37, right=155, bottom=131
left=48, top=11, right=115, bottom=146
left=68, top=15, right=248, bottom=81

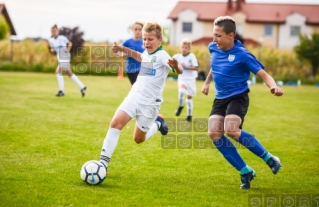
left=100, top=127, right=121, bottom=168
left=145, top=122, right=158, bottom=141
left=56, top=73, right=64, bottom=92
left=186, top=99, right=193, bottom=116
left=70, top=74, right=85, bottom=89
left=213, top=135, right=246, bottom=171
left=178, top=88, right=186, bottom=107
left=238, top=130, right=270, bottom=161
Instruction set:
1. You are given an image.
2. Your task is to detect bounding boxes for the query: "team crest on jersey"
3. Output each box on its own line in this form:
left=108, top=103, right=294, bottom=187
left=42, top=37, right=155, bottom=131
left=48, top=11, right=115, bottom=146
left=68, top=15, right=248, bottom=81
left=151, top=56, right=157, bottom=63
left=228, top=54, right=235, bottom=62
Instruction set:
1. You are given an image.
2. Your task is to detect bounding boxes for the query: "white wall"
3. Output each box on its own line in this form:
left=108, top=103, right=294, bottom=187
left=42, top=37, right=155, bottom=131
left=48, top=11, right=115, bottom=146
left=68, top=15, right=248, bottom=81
left=278, top=13, right=312, bottom=49
left=170, top=9, right=203, bottom=45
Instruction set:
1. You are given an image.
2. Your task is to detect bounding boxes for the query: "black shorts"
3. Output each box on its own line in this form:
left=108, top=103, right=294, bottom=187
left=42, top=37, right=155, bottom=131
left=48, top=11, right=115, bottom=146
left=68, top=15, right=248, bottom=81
left=209, top=91, right=249, bottom=128
left=127, top=71, right=139, bottom=85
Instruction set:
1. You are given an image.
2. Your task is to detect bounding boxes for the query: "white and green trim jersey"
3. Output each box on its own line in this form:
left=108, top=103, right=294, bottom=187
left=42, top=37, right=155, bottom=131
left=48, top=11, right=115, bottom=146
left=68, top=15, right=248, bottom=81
left=173, top=53, right=198, bottom=80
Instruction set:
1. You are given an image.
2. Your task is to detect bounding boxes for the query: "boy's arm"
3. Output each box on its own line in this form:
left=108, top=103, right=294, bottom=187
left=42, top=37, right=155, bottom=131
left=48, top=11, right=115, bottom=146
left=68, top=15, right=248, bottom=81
left=201, top=70, right=212, bottom=95
left=112, top=42, right=142, bottom=62
left=181, top=64, right=198, bottom=71
left=168, top=58, right=183, bottom=74
left=256, top=70, right=283, bottom=96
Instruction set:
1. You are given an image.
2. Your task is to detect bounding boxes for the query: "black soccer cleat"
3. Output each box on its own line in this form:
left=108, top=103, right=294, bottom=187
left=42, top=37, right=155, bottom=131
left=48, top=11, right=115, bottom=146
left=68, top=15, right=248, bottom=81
left=56, top=90, right=64, bottom=97
left=81, top=86, right=87, bottom=97
left=240, top=170, right=256, bottom=189
left=156, top=114, right=169, bottom=135
left=266, top=156, right=282, bottom=174
left=175, top=106, right=184, bottom=116
left=186, top=116, right=192, bottom=122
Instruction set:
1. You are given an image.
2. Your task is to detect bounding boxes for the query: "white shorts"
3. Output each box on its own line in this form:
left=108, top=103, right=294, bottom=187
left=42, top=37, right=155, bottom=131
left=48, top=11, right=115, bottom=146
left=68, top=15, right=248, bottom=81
left=178, top=79, right=196, bottom=96
left=118, top=96, right=160, bottom=132
left=58, top=62, right=71, bottom=70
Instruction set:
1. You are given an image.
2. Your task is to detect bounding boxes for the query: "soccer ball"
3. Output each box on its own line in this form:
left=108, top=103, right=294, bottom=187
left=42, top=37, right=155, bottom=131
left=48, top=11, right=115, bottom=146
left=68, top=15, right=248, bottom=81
left=80, top=160, right=106, bottom=185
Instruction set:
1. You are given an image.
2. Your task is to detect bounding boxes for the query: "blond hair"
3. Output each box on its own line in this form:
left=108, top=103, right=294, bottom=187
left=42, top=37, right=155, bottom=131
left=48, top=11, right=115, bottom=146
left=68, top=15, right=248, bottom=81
left=180, top=38, right=192, bottom=48
left=143, top=22, right=162, bottom=39
left=213, top=16, right=236, bottom=34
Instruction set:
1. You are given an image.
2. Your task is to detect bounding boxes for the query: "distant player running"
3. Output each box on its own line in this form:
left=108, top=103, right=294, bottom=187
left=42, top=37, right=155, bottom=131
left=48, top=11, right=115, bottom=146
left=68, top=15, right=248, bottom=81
left=48, top=24, right=86, bottom=97
left=99, top=23, right=183, bottom=173
left=202, top=16, right=283, bottom=189
left=173, top=38, right=199, bottom=122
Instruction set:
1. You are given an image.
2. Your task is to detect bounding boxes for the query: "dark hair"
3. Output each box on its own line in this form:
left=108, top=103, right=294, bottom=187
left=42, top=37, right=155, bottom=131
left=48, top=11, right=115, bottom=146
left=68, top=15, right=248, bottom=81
left=214, top=16, right=236, bottom=35
left=51, top=24, right=58, bottom=29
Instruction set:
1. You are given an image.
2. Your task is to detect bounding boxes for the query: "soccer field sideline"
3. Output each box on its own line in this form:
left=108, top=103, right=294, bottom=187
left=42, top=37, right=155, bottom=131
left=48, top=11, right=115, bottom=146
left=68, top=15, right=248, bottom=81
left=0, top=72, right=319, bottom=207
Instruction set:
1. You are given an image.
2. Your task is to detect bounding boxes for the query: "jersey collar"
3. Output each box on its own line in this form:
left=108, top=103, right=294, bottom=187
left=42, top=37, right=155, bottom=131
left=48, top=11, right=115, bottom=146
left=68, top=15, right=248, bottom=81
left=148, top=46, right=163, bottom=55
left=182, top=53, right=190, bottom=57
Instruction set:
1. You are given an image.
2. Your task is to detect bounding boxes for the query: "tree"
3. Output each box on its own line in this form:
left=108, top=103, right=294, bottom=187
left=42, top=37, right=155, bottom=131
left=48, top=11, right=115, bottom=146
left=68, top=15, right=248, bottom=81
left=0, top=15, right=9, bottom=40
left=59, top=26, right=85, bottom=56
left=294, top=33, right=319, bottom=78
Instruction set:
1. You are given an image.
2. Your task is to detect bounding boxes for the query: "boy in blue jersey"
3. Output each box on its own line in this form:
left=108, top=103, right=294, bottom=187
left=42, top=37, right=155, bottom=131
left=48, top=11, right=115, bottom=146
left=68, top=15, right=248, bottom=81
left=201, top=16, right=283, bottom=189
left=122, top=22, right=145, bottom=85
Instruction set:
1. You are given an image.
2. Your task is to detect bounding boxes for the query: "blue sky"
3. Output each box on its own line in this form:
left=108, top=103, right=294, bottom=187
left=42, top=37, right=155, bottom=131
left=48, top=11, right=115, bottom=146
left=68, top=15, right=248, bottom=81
left=3, top=0, right=319, bottom=42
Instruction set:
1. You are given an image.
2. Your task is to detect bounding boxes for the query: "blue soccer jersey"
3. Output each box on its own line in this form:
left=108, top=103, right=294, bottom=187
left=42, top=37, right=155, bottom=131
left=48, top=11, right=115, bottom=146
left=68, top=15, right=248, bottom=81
left=122, top=38, right=144, bottom=73
left=208, top=40, right=264, bottom=99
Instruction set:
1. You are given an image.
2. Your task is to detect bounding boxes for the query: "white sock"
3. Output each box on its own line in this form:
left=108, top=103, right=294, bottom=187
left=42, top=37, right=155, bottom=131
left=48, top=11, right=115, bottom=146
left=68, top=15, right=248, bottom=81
left=145, top=122, right=158, bottom=141
left=186, top=99, right=193, bottom=116
left=70, top=74, right=85, bottom=89
left=56, top=73, right=64, bottom=92
left=178, top=88, right=186, bottom=107
left=100, top=127, right=121, bottom=168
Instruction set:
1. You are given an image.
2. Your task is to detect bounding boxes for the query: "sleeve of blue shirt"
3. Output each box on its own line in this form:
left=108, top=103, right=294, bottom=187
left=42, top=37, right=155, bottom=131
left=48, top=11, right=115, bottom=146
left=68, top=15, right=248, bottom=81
left=243, top=52, right=265, bottom=75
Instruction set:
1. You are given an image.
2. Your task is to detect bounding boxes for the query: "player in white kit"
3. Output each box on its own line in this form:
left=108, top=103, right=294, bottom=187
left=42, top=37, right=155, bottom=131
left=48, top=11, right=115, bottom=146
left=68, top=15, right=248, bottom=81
left=99, top=23, right=183, bottom=173
left=173, top=38, right=199, bottom=122
left=48, top=24, right=86, bottom=97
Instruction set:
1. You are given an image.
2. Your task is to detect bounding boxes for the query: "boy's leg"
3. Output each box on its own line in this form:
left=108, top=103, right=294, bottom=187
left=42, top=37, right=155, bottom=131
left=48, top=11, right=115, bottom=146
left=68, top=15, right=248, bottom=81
left=63, top=64, right=86, bottom=97
left=186, top=96, right=193, bottom=122
left=55, top=66, right=64, bottom=96
left=176, top=82, right=186, bottom=116
left=209, top=102, right=255, bottom=189
left=100, top=99, right=134, bottom=169
left=134, top=105, right=168, bottom=143
left=224, top=93, right=282, bottom=174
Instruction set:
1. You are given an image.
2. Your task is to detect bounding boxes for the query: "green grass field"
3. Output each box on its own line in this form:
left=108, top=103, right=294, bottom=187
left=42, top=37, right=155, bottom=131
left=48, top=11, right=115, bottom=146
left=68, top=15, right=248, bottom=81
left=0, top=72, right=319, bottom=207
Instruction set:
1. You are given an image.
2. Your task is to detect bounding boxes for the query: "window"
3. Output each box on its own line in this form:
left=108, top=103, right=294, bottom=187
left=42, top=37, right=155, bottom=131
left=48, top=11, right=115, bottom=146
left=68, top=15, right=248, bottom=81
left=182, top=22, right=192, bottom=33
left=236, top=24, right=243, bottom=35
left=263, top=24, right=273, bottom=36
left=290, top=26, right=301, bottom=37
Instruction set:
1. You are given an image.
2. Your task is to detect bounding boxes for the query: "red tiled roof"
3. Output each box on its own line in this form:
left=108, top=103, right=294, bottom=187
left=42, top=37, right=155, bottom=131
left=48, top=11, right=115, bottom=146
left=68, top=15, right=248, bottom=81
left=0, top=4, right=17, bottom=35
left=168, top=1, right=319, bottom=25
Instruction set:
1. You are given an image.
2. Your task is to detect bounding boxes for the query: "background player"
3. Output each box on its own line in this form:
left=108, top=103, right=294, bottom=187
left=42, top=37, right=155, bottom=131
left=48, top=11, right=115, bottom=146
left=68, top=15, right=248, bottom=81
left=201, top=16, right=283, bottom=189
left=173, top=38, right=199, bottom=122
left=99, top=22, right=183, bottom=174
left=48, top=24, right=86, bottom=97
left=122, top=22, right=145, bottom=85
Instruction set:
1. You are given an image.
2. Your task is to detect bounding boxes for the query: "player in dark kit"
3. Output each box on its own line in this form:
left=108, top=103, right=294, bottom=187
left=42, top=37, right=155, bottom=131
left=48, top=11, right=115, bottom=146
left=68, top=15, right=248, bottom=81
left=202, top=16, right=284, bottom=189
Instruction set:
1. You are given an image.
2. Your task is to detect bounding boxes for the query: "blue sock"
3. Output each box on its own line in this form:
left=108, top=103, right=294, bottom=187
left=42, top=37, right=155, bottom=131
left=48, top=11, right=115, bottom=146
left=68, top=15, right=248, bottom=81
left=213, top=135, right=246, bottom=171
left=240, top=165, right=254, bottom=175
left=238, top=130, right=269, bottom=160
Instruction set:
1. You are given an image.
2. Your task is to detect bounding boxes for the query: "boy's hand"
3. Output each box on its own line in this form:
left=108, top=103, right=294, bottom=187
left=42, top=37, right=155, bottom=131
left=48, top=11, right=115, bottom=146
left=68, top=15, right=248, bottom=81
left=112, top=42, right=122, bottom=53
left=270, top=87, right=283, bottom=96
left=201, top=83, right=210, bottom=95
left=168, top=58, right=179, bottom=69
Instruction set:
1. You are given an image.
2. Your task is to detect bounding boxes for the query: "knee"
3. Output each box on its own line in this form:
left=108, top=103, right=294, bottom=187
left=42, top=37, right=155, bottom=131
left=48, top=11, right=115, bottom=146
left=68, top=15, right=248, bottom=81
left=225, top=130, right=240, bottom=139
left=208, top=131, right=224, bottom=142
left=110, top=120, right=123, bottom=130
left=133, top=136, right=145, bottom=144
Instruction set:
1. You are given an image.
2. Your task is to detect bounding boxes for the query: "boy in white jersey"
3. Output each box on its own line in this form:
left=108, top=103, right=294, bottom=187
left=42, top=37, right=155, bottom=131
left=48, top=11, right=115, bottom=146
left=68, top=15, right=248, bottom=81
left=99, top=23, right=183, bottom=173
left=173, top=38, right=199, bottom=122
left=48, top=24, right=86, bottom=97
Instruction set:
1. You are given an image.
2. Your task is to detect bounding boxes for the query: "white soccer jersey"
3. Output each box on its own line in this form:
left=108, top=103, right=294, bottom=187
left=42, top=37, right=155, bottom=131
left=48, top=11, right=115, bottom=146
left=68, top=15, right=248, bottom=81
left=173, top=53, right=198, bottom=80
left=127, top=46, right=172, bottom=105
left=48, top=35, right=71, bottom=63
